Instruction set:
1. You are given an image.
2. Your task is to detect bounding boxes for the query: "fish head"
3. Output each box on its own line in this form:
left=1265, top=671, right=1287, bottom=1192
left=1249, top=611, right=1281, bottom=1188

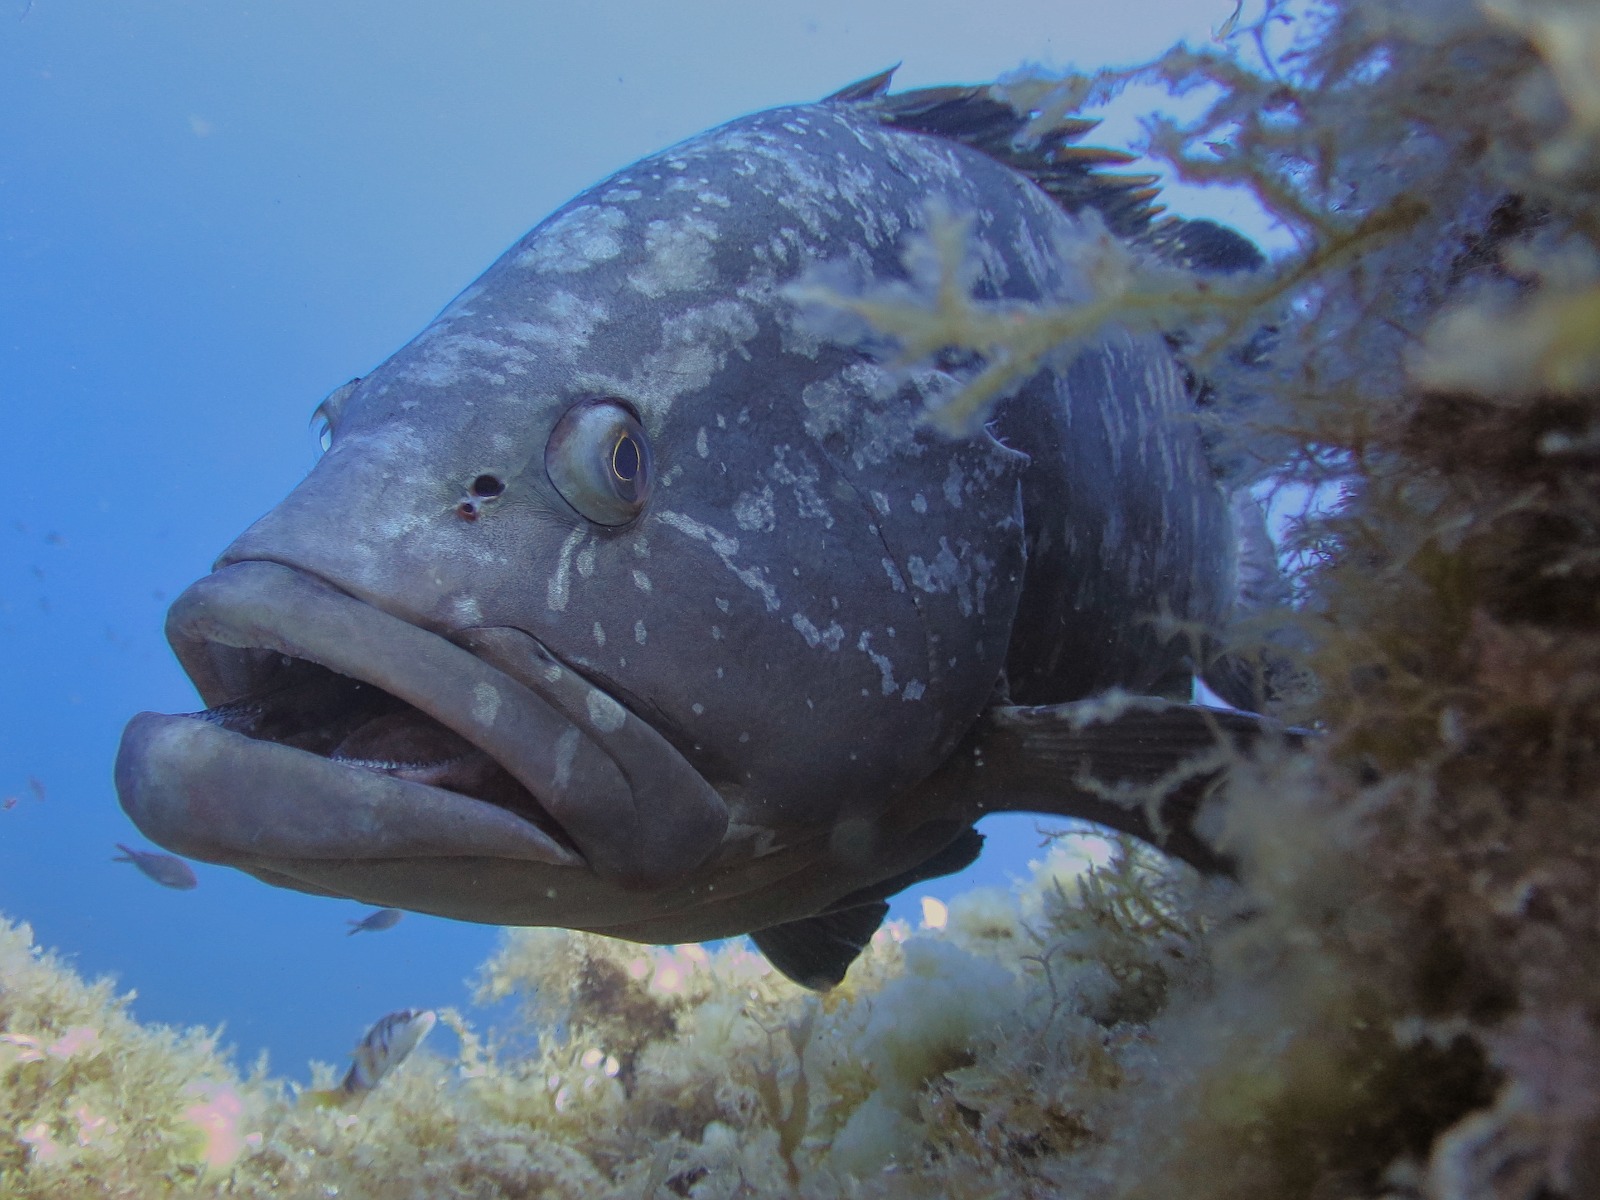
left=116, top=104, right=1039, bottom=940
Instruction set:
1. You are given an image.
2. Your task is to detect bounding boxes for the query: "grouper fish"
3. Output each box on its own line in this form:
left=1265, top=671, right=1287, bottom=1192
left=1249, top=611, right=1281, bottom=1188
left=115, top=71, right=1282, bottom=989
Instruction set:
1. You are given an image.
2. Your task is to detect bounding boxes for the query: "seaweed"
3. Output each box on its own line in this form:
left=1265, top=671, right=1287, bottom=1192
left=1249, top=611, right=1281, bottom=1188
left=6, top=0, right=1599, bottom=1193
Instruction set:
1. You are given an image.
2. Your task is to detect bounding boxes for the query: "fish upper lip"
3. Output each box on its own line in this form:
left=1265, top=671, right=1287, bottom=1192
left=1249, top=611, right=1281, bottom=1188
left=119, top=559, right=596, bottom=869
left=118, top=559, right=728, bottom=887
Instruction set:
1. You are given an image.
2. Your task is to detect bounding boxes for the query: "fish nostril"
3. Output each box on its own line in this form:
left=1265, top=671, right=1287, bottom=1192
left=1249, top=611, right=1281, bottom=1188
left=455, top=500, right=479, bottom=522
left=470, top=474, right=505, bottom=499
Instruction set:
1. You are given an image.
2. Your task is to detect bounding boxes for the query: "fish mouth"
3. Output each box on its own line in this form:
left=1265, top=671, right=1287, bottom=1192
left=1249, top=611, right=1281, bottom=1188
left=115, top=560, right=728, bottom=888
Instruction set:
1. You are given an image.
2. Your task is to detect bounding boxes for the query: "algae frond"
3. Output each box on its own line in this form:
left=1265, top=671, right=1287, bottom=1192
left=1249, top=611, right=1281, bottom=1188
left=6, top=0, right=1599, bottom=1194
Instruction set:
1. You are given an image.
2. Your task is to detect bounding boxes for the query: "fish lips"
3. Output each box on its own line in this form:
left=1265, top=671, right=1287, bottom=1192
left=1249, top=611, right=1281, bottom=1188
left=115, top=560, right=729, bottom=890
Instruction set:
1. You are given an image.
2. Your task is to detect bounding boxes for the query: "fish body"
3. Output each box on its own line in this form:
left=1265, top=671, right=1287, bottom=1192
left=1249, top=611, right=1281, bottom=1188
left=112, top=842, right=199, bottom=890
left=347, top=907, right=403, bottom=935
left=339, top=1007, right=436, bottom=1095
left=305, top=1008, right=437, bottom=1106
left=115, top=77, right=1274, bottom=984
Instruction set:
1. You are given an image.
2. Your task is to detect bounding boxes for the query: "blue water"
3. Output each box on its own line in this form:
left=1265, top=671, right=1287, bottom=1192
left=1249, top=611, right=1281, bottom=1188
left=0, top=0, right=1255, bottom=1077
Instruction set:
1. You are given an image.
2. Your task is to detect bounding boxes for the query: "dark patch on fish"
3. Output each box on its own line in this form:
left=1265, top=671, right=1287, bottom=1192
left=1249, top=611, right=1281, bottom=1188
left=116, top=71, right=1289, bottom=988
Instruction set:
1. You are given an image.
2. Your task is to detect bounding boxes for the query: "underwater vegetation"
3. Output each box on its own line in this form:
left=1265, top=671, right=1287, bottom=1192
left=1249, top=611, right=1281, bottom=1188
left=4, top=0, right=1599, bottom=1193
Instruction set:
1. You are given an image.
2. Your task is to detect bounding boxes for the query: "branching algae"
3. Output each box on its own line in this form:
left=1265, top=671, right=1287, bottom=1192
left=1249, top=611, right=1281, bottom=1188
left=6, top=0, right=1600, bottom=1193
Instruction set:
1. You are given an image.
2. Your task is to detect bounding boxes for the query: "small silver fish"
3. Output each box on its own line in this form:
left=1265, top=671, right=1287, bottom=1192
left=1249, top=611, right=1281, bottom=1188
left=338, top=1008, right=436, bottom=1097
left=112, top=842, right=198, bottom=890
left=346, top=907, right=403, bottom=935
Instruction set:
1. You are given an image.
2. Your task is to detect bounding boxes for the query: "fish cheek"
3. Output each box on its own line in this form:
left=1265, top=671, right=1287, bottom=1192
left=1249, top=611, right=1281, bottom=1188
left=626, top=518, right=939, bottom=825
left=865, top=432, right=1030, bottom=752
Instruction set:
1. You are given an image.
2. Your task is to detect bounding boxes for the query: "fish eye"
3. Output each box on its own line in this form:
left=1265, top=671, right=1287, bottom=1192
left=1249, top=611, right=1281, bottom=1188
left=611, top=433, right=641, bottom=483
left=546, top=399, right=653, bottom=526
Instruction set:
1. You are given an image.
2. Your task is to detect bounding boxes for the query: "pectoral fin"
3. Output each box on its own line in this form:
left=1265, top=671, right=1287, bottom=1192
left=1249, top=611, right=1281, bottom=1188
left=915, top=694, right=1302, bottom=874
left=751, top=902, right=890, bottom=991
left=752, top=827, right=985, bottom=990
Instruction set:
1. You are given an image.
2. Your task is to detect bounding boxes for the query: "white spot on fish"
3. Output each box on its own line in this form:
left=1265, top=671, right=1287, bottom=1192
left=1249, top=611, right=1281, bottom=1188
left=571, top=300, right=756, bottom=428
left=547, top=527, right=587, bottom=612
left=906, top=538, right=979, bottom=616
left=586, top=691, right=627, bottom=733
left=696, top=428, right=709, bottom=457
left=632, top=570, right=652, bottom=593
left=552, top=727, right=580, bottom=790
left=628, top=215, right=718, bottom=297
left=912, top=493, right=928, bottom=514
left=576, top=546, right=597, bottom=578
left=542, top=663, right=563, bottom=684
left=715, top=597, right=730, bottom=613
left=768, top=445, right=833, bottom=527
left=856, top=630, right=898, bottom=696
left=505, top=291, right=609, bottom=361
left=634, top=620, right=647, bottom=645
left=517, top=205, right=629, bottom=273
left=791, top=612, right=845, bottom=651
left=692, top=702, right=705, bottom=715
left=881, top=557, right=907, bottom=593
left=471, top=682, right=501, bottom=726
left=871, top=491, right=891, bottom=516
left=733, top=486, right=776, bottom=533
left=943, top=462, right=965, bottom=509
left=656, top=508, right=780, bottom=611
left=902, top=680, right=926, bottom=701
left=593, top=622, right=606, bottom=647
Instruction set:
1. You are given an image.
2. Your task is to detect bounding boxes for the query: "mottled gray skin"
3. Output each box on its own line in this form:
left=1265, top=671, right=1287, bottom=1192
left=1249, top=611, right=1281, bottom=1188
left=116, top=99, right=1234, bottom=944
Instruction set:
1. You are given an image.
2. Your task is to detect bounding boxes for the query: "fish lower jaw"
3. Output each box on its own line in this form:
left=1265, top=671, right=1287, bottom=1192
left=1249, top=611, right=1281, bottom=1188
left=117, top=558, right=599, bottom=870
left=115, top=709, right=584, bottom=868
left=124, top=558, right=730, bottom=895
left=189, top=655, right=570, bottom=842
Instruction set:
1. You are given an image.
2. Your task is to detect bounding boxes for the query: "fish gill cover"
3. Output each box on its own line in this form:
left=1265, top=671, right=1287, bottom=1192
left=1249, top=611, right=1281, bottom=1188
left=3, top=0, right=1599, bottom=1194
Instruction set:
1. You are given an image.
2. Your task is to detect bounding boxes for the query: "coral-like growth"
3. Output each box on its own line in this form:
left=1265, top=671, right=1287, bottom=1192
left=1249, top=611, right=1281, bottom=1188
left=0, top=919, right=264, bottom=1196
left=3, top=840, right=1208, bottom=1198
left=6, top=0, right=1598, bottom=1194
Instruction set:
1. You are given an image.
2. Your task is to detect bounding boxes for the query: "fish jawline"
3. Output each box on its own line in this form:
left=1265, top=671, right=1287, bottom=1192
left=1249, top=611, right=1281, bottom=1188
left=117, top=559, right=620, bottom=870
left=116, top=709, right=582, bottom=867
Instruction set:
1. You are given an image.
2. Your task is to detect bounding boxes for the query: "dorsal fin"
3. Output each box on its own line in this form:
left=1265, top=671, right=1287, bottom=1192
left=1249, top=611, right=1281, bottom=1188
left=823, top=74, right=1261, bottom=261
left=824, top=65, right=900, bottom=103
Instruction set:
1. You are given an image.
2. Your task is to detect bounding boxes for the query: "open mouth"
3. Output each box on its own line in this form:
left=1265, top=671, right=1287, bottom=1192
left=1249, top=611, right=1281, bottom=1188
left=116, top=559, right=730, bottom=888
left=116, top=559, right=605, bottom=871
left=189, top=654, right=573, bottom=847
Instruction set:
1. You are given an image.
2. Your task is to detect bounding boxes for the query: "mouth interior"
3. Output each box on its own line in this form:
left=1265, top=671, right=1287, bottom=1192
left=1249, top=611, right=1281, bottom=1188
left=190, top=652, right=571, bottom=845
